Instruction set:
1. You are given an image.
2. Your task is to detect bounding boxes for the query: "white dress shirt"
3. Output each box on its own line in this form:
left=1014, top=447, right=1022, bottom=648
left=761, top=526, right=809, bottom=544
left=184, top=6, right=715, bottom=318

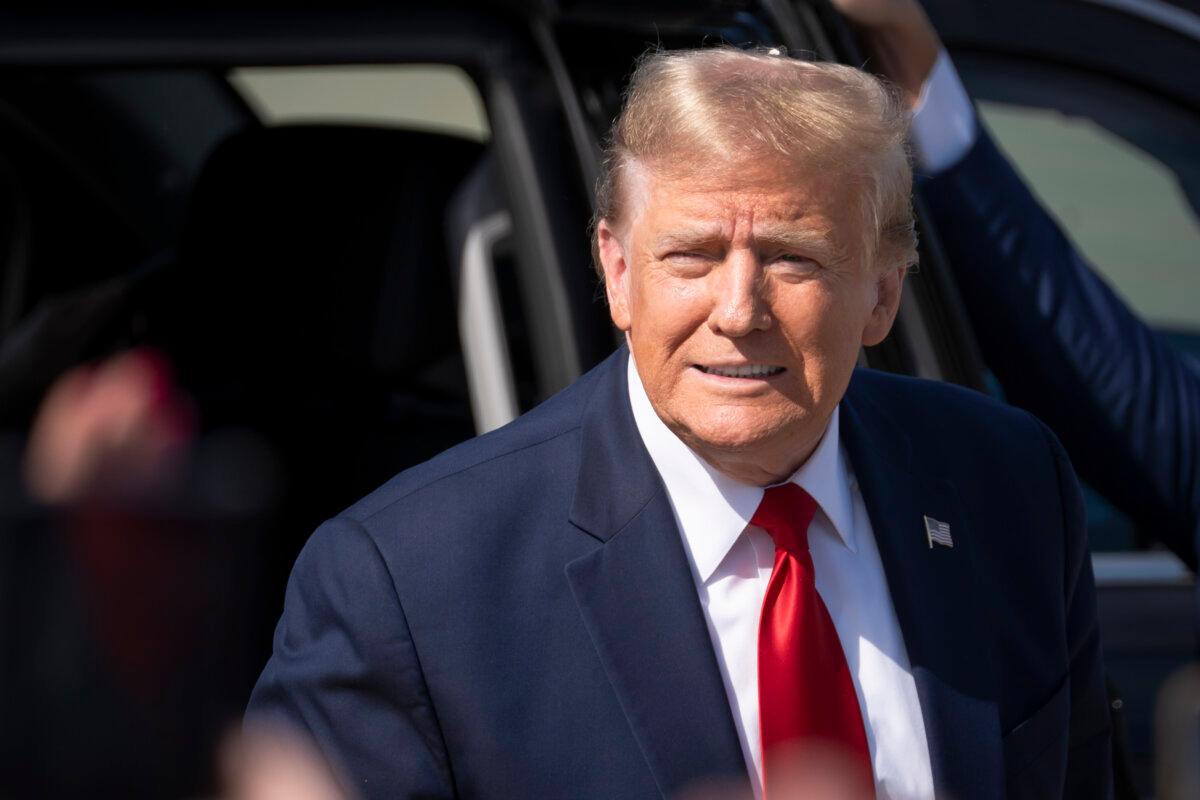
left=627, top=359, right=935, bottom=799
left=910, top=49, right=979, bottom=175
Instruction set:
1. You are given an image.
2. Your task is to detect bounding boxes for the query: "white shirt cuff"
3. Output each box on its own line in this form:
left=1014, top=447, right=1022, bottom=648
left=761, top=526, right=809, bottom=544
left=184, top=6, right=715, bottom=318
left=909, top=50, right=978, bottom=175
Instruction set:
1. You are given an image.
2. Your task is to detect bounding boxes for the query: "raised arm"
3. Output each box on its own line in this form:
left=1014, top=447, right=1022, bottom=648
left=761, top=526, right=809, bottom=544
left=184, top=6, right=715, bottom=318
left=834, top=0, right=1200, bottom=567
left=921, top=129, right=1200, bottom=568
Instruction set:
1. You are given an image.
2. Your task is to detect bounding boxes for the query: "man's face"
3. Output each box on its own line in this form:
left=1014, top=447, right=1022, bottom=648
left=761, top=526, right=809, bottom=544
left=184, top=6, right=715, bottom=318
left=598, top=162, right=904, bottom=481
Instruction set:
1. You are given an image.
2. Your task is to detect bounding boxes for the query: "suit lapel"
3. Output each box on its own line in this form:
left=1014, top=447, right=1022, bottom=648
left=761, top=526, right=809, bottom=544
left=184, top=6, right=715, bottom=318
left=841, top=375, right=1003, bottom=800
left=566, top=349, right=750, bottom=799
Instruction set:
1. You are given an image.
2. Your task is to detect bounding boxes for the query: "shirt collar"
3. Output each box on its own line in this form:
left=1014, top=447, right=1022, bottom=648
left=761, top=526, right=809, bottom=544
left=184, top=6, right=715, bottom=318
left=627, top=356, right=857, bottom=584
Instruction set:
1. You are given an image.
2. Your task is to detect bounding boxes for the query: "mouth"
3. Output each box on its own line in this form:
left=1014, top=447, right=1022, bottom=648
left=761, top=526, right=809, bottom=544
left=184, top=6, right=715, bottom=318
left=694, top=363, right=786, bottom=379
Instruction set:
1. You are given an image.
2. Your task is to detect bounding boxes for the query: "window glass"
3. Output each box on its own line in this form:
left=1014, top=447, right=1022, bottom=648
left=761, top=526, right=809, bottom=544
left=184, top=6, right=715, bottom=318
left=957, top=53, right=1200, bottom=338
left=228, top=64, right=490, bottom=142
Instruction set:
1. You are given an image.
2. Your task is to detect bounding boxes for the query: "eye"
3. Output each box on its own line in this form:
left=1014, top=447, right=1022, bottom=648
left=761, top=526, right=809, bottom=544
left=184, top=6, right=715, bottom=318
left=660, top=250, right=716, bottom=275
left=663, top=250, right=710, bottom=262
left=771, top=253, right=820, bottom=271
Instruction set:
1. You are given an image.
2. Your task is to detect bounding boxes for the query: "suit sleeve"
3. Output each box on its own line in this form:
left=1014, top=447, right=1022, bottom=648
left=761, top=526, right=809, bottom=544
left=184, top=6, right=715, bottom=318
left=247, top=516, right=454, bottom=800
left=920, top=128, right=1200, bottom=568
left=1037, top=421, right=1114, bottom=799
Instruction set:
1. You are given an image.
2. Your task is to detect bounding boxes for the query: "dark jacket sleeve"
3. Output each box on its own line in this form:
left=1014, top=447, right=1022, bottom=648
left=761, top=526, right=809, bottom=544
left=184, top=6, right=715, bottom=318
left=920, top=128, right=1200, bottom=568
left=247, top=516, right=454, bottom=800
left=1041, top=422, right=1114, bottom=798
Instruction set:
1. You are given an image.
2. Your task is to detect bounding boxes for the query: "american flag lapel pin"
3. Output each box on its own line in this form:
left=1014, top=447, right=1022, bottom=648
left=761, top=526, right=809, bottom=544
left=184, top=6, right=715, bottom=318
left=924, top=515, right=954, bottom=548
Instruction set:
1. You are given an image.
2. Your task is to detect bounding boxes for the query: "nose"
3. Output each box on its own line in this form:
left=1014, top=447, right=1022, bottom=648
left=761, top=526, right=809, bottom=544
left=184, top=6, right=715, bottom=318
left=707, top=250, right=771, bottom=337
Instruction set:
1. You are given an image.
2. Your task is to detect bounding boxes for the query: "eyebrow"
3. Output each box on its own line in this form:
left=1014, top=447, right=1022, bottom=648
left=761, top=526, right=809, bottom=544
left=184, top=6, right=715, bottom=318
left=651, top=226, right=725, bottom=251
left=755, top=226, right=840, bottom=253
left=653, top=222, right=846, bottom=263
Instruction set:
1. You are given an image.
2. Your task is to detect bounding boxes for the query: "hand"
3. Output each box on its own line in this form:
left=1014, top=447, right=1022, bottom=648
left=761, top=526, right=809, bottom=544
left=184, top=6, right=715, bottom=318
left=220, top=725, right=346, bottom=800
left=829, top=0, right=941, bottom=108
left=828, top=0, right=924, bottom=30
left=22, top=348, right=195, bottom=504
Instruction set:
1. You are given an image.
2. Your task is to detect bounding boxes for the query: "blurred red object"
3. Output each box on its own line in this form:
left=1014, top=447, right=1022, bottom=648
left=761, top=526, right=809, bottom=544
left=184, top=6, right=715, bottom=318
left=20, top=348, right=203, bottom=700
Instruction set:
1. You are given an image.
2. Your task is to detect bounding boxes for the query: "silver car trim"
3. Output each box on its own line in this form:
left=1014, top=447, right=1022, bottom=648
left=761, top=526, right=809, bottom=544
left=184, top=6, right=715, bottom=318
left=460, top=211, right=520, bottom=434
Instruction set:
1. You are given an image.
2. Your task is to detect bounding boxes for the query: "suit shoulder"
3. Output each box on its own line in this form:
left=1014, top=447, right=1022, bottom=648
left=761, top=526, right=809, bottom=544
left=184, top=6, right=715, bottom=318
left=848, top=367, right=1048, bottom=444
left=849, top=367, right=1036, bottom=429
left=339, top=356, right=608, bottom=523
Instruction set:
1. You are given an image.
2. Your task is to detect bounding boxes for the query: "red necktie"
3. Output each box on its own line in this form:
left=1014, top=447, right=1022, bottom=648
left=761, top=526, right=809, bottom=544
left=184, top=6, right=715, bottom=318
left=754, top=483, right=874, bottom=798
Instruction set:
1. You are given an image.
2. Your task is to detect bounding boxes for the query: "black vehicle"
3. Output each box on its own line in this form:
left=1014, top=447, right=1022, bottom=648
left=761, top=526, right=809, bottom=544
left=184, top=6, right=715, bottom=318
left=0, top=1, right=1195, bottom=797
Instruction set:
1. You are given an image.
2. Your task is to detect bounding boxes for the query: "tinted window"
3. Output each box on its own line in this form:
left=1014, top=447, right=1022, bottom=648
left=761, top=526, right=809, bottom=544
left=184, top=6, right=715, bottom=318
left=958, top=53, right=1200, bottom=339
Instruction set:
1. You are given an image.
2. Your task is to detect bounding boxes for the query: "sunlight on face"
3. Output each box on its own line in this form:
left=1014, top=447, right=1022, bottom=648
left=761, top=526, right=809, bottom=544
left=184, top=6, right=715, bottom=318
left=599, top=164, right=904, bottom=484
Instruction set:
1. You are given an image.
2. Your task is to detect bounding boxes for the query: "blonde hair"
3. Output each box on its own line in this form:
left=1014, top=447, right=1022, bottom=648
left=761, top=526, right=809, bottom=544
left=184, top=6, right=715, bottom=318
left=592, top=47, right=917, bottom=276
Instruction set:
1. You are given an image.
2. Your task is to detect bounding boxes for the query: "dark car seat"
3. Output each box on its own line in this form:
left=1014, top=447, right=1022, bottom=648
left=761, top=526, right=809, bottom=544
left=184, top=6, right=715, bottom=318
left=165, top=124, right=481, bottom=423
left=159, top=119, right=487, bottom=608
left=160, top=123, right=483, bottom=513
left=146, top=123, right=485, bottom=787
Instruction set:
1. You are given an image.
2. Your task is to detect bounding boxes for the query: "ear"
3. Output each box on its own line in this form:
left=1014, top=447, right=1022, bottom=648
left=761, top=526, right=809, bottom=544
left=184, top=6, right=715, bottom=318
left=861, top=265, right=907, bottom=347
left=597, top=218, right=633, bottom=331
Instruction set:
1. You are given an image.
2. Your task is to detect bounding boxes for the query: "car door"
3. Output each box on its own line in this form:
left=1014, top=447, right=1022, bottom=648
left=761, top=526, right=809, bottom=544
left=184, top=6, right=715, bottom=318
left=0, top=6, right=606, bottom=796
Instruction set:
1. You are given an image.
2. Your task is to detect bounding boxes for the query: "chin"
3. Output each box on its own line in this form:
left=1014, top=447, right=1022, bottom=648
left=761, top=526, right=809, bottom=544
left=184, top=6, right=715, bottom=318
left=674, top=406, right=804, bottom=456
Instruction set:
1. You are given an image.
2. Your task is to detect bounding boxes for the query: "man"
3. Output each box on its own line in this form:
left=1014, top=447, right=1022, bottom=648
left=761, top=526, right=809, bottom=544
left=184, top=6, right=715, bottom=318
left=832, top=0, right=1200, bottom=570
left=248, top=47, right=1111, bottom=799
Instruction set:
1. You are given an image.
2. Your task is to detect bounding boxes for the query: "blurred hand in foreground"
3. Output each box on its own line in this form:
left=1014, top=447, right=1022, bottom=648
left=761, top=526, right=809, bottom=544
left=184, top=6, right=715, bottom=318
left=678, top=741, right=877, bottom=800
left=22, top=347, right=195, bottom=504
left=221, top=725, right=348, bottom=800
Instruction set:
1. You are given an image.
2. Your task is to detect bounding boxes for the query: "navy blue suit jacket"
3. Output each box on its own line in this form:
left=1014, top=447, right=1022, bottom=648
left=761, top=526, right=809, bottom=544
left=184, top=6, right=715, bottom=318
left=249, top=349, right=1112, bottom=799
left=921, top=130, right=1200, bottom=569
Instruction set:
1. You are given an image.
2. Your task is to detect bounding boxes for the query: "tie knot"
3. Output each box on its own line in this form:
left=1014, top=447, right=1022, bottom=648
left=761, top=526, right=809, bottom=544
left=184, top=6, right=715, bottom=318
left=752, top=483, right=817, bottom=556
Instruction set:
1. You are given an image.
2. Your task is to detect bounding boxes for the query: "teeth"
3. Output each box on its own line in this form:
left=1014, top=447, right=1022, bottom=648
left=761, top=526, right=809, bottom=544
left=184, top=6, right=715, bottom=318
left=700, top=364, right=784, bottom=378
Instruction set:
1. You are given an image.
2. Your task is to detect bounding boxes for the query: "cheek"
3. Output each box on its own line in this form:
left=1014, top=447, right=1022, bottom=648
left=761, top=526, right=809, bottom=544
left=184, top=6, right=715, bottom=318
left=630, top=271, right=710, bottom=349
left=776, top=280, right=871, bottom=361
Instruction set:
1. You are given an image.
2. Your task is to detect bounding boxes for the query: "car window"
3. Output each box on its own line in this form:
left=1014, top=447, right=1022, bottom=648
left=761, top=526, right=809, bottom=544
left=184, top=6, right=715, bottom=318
left=226, top=63, right=545, bottom=427
left=228, top=64, right=490, bottom=142
left=952, top=51, right=1200, bottom=553
left=956, top=52, right=1200, bottom=340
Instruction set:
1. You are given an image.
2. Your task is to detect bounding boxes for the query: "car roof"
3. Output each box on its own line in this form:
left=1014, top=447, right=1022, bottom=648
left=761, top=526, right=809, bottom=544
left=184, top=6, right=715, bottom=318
left=0, top=1, right=762, bottom=67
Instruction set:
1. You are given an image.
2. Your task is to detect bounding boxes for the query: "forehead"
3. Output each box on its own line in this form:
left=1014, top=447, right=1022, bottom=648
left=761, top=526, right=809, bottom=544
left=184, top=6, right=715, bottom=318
left=625, top=160, right=856, bottom=244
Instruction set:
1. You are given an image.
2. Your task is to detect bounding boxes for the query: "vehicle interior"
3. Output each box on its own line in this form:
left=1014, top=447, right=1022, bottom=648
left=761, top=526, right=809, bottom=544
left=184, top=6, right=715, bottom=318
left=0, top=1, right=1195, bottom=797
